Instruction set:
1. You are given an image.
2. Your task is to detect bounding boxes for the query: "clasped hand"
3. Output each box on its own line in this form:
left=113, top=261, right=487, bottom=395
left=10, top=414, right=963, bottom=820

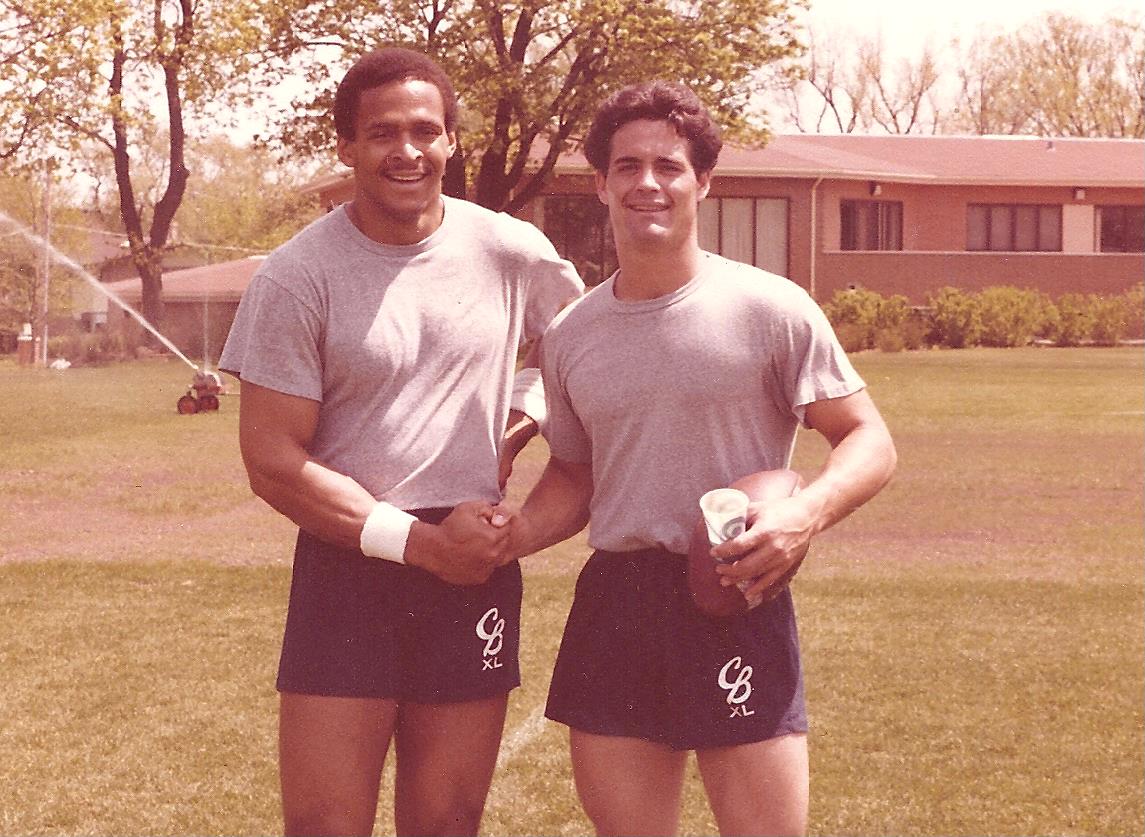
left=422, top=501, right=518, bottom=586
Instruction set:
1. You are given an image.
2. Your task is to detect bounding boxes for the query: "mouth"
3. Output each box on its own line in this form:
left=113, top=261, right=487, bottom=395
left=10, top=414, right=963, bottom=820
left=383, top=169, right=429, bottom=184
left=624, top=201, right=671, bottom=213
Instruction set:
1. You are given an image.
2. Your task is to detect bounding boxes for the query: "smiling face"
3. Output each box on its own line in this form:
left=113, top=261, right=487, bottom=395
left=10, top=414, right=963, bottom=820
left=336, top=78, right=457, bottom=245
left=595, top=118, right=711, bottom=257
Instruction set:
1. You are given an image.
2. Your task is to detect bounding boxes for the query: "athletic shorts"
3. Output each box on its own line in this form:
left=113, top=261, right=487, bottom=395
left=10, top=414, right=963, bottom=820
left=276, top=508, right=522, bottom=703
left=545, top=548, right=807, bottom=751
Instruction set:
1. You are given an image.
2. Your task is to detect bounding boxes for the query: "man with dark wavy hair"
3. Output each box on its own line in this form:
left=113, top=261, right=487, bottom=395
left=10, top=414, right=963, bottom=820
left=221, top=46, right=582, bottom=836
left=509, top=80, right=896, bottom=835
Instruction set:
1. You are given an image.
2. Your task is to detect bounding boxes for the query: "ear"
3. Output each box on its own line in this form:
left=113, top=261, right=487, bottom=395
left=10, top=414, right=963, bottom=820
left=446, top=131, right=458, bottom=158
left=697, top=170, right=711, bottom=202
left=595, top=171, right=609, bottom=206
left=336, top=136, right=356, bottom=169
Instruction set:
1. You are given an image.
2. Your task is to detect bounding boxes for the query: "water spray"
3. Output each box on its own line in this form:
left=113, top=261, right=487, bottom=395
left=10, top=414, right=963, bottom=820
left=1, top=208, right=230, bottom=414
left=0, top=208, right=201, bottom=372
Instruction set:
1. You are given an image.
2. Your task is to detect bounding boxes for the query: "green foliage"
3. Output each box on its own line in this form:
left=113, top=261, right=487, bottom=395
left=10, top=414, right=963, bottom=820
left=976, top=286, right=1053, bottom=347
left=1045, top=293, right=1097, bottom=346
left=47, top=329, right=137, bottom=365
left=173, top=135, right=323, bottom=256
left=1124, top=282, right=1145, bottom=339
left=0, top=173, right=84, bottom=332
left=264, top=0, right=805, bottom=210
left=829, top=285, right=1145, bottom=351
left=823, top=287, right=911, bottom=350
left=928, top=286, right=983, bottom=348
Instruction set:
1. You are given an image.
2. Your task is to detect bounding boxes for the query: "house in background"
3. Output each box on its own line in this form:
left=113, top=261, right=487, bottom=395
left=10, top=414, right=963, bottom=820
left=103, top=255, right=264, bottom=363
left=308, top=133, right=1145, bottom=303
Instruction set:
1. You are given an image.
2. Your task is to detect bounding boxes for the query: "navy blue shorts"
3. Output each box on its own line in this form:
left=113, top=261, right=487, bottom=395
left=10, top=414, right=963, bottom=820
left=545, top=549, right=807, bottom=751
left=276, top=508, right=522, bottom=703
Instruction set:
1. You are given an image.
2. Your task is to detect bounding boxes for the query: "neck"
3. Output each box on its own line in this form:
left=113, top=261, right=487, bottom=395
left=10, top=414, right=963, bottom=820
left=346, top=197, right=445, bottom=246
left=613, top=244, right=703, bottom=301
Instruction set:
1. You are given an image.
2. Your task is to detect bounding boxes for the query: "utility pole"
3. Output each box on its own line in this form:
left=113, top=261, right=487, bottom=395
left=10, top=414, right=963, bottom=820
left=39, top=157, right=52, bottom=366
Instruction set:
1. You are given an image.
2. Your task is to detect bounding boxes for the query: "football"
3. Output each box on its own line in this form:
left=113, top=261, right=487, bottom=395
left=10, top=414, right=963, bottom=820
left=687, top=469, right=806, bottom=619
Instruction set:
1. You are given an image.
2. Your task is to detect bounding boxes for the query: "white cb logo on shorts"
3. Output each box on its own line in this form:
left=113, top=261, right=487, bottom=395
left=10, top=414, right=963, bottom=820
left=476, top=607, right=505, bottom=670
left=718, top=656, right=756, bottom=718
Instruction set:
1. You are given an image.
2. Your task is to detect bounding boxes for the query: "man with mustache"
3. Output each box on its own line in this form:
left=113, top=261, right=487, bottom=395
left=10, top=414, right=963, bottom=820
left=220, top=47, right=582, bottom=836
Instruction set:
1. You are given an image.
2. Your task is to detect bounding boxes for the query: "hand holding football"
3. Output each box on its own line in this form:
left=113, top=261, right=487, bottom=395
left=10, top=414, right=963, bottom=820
left=687, top=469, right=806, bottom=619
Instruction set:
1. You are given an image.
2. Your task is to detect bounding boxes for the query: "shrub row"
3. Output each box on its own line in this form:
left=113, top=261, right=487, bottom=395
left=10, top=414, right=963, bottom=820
left=48, top=330, right=141, bottom=366
left=824, top=284, right=1144, bottom=351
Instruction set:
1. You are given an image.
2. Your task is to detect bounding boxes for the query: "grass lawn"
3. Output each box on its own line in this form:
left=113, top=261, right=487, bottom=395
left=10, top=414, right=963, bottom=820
left=1, top=348, right=1142, bottom=836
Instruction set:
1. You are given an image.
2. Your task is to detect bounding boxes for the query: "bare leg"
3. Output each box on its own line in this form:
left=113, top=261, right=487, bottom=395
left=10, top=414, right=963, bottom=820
left=279, top=692, right=399, bottom=837
left=569, top=729, right=689, bottom=836
left=696, top=733, right=809, bottom=837
left=393, top=694, right=509, bottom=836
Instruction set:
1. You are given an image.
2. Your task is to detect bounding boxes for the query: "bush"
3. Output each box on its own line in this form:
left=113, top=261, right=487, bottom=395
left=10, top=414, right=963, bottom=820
left=48, top=330, right=134, bottom=366
left=928, top=287, right=982, bottom=348
left=1122, top=283, right=1144, bottom=340
left=875, top=328, right=907, bottom=353
left=823, top=283, right=1140, bottom=351
left=1090, top=295, right=1131, bottom=346
left=1045, top=294, right=1096, bottom=346
left=824, top=287, right=911, bottom=351
left=977, top=286, right=1052, bottom=348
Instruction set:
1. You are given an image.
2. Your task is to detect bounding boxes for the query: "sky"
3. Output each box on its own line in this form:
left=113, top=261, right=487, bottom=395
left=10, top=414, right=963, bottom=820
left=799, top=0, right=1139, bottom=56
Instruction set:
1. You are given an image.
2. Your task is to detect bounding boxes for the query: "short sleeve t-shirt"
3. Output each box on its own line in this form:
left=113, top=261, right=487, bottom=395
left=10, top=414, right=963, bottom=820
left=220, top=196, right=583, bottom=510
left=540, top=253, right=863, bottom=554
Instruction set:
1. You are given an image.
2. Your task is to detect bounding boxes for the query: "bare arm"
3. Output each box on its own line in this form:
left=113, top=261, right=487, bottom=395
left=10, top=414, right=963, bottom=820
left=507, top=455, right=594, bottom=559
left=238, top=380, right=508, bottom=584
left=711, top=389, right=897, bottom=595
left=498, top=337, right=545, bottom=490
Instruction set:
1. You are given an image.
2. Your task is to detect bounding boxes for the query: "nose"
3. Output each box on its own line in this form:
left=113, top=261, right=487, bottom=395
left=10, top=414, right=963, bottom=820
left=391, top=133, right=423, bottom=163
left=635, top=164, right=659, bottom=190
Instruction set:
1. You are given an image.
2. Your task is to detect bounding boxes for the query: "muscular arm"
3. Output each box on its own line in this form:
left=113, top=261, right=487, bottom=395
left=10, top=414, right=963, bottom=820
left=239, top=380, right=508, bottom=584
left=711, top=389, right=896, bottom=594
left=508, top=455, right=594, bottom=559
left=239, top=380, right=374, bottom=549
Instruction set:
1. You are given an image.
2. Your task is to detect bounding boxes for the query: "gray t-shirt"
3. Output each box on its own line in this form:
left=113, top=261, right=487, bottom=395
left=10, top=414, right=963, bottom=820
left=220, top=197, right=583, bottom=509
left=541, top=252, right=864, bottom=554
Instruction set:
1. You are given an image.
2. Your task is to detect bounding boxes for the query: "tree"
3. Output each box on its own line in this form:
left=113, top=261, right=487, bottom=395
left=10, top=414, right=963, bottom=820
left=780, top=29, right=944, bottom=134
left=0, top=0, right=289, bottom=333
left=781, top=12, right=1145, bottom=139
left=172, top=136, right=323, bottom=259
left=0, top=171, right=83, bottom=335
left=258, top=0, right=805, bottom=213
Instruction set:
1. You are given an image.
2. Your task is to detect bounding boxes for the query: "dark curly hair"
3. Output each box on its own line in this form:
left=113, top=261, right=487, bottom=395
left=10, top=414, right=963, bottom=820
left=333, top=47, right=458, bottom=140
left=582, top=81, right=722, bottom=176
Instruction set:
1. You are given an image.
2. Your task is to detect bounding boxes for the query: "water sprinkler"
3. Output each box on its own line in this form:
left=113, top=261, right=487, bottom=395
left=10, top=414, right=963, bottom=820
left=177, top=368, right=223, bottom=414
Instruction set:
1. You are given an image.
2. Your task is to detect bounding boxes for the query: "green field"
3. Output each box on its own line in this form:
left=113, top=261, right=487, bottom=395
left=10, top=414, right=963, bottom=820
left=1, top=348, right=1142, bottom=836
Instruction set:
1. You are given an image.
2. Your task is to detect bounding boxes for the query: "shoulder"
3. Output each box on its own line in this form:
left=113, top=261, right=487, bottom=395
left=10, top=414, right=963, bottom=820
left=545, top=279, right=612, bottom=335
left=445, top=196, right=560, bottom=259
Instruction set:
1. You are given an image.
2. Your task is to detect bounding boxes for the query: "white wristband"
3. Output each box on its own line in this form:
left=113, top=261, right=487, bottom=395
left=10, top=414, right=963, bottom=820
left=511, top=367, right=546, bottom=430
left=359, top=502, right=417, bottom=563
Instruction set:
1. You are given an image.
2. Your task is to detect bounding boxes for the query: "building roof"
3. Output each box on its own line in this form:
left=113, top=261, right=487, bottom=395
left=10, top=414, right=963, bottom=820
left=302, top=133, right=1143, bottom=197
left=104, top=255, right=265, bottom=302
left=710, top=134, right=1144, bottom=187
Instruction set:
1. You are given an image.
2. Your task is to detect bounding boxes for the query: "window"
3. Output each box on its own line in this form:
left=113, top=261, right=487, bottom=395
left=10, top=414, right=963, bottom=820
left=966, top=204, right=1062, bottom=252
left=542, top=196, right=617, bottom=286
left=697, top=197, right=789, bottom=276
left=840, top=200, right=903, bottom=251
left=1097, top=205, right=1144, bottom=253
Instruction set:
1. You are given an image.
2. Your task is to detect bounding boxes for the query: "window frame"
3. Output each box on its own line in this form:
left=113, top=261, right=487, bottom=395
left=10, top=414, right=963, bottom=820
left=1096, top=205, right=1145, bottom=253
left=839, top=199, right=904, bottom=252
left=966, top=203, right=1063, bottom=252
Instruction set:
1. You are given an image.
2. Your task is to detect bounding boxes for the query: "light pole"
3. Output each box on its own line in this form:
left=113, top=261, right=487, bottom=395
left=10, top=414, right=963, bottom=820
left=38, top=157, right=53, bottom=366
